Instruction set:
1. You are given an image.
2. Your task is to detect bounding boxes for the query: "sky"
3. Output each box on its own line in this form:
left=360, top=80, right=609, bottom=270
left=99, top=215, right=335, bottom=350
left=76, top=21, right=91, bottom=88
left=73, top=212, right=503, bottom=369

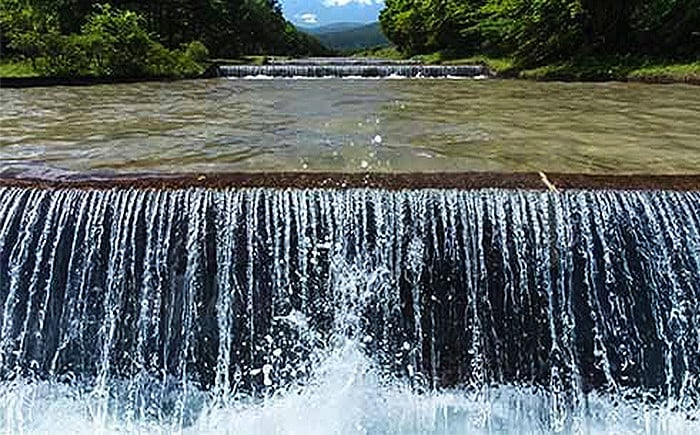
left=280, top=0, right=385, bottom=27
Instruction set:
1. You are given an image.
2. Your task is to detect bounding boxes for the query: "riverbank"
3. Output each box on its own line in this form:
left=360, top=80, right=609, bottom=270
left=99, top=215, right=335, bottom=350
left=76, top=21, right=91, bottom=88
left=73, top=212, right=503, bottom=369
left=0, top=60, right=37, bottom=78
left=434, top=55, right=700, bottom=85
left=516, top=59, right=700, bottom=85
left=353, top=48, right=700, bottom=84
left=0, top=58, right=219, bottom=88
left=0, top=55, right=293, bottom=88
left=4, top=55, right=699, bottom=87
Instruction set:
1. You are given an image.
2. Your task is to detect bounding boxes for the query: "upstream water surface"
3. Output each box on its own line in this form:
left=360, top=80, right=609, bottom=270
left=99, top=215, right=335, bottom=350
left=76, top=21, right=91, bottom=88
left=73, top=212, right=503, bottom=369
left=1, top=76, right=700, bottom=434
left=1, top=79, right=699, bottom=177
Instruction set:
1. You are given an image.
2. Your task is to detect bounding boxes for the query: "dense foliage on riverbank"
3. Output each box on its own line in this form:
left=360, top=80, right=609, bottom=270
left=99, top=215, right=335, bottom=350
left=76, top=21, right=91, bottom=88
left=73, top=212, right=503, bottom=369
left=1, top=0, right=328, bottom=78
left=379, top=0, right=700, bottom=67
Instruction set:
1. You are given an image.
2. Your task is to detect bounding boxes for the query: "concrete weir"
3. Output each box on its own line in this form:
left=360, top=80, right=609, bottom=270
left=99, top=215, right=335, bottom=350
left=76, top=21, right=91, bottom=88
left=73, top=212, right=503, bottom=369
left=0, top=172, right=699, bottom=191
left=266, top=57, right=420, bottom=66
left=219, top=64, right=490, bottom=78
left=1, top=171, right=700, bottom=432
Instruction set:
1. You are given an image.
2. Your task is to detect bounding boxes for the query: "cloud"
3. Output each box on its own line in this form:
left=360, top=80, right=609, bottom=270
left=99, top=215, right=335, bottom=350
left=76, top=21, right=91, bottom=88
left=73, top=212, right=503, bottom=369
left=296, top=13, right=318, bottom=24
left=322, top=0, right=380, bottom=7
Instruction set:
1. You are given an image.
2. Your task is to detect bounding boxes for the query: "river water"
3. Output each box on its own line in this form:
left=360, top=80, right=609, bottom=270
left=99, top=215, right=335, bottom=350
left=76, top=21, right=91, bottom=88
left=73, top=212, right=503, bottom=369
left=1, top=77, right=700, bottom=435
left=1, top=78, right=699, bottom=178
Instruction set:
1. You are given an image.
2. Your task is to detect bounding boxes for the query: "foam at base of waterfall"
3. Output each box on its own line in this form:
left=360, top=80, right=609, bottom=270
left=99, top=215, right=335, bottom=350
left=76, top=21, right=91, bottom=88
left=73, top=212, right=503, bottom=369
left=2, top=341, right=698, bottom=435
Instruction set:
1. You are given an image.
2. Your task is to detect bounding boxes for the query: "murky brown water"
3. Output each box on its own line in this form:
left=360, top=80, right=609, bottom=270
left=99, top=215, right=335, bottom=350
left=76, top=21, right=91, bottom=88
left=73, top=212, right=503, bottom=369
left=1, top=78, right=698, bottom=178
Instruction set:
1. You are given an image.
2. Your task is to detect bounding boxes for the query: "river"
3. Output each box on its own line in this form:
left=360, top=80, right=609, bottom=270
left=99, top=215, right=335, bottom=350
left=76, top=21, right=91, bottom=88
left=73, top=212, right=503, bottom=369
left=2, top=78, right=699, bottom=178
left=1, top=76, right=700, bottom=434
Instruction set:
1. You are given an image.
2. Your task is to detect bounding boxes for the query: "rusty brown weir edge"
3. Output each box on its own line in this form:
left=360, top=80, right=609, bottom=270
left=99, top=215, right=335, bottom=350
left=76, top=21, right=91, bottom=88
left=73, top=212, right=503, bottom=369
left=0, top=172, right=699, bottom=191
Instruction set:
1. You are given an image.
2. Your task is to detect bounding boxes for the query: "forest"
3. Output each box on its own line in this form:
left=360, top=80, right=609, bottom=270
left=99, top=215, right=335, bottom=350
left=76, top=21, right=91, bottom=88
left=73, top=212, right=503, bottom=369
left=0, top=0, right=327, bottom=77
left=3, top=0, right=698, bottom=80
left=379, top=0, right=700, bottom=66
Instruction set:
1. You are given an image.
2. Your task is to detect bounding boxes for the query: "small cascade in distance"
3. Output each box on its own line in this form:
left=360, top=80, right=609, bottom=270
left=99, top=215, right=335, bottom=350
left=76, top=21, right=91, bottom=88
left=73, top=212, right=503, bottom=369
left=0, top=185, right=699, bottom=432
left=218, top=58, right=490, bottom=78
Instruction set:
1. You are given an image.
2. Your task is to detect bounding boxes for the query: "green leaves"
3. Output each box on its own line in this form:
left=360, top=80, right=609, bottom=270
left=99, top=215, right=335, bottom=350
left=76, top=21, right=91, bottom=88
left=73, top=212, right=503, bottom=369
left=81, top=4, right=153, bottom=76
left=32, top=33, right=93, bottom=76
left=3, top=2, right=206, bottom=78
left=380, top=0, right=484, bottom=55
left=479, top=0, right=585, bottom=65
left=184, top=40, right=210, bottom=63
left=2, top=0, right=326, bottom=70
left=379, top=0, right=699, bottom=64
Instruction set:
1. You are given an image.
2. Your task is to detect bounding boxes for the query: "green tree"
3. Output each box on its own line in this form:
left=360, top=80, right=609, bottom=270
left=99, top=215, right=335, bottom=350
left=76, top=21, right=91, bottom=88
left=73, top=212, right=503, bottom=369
left=478, top=0, right=584, bottom=65
left=379, top=0, right=699, bottom=64
left=380, top=0, right=484, bottom=56
left=1, top=0, right=58, bottom=57
left=81, top=4, right=154, bottom=76
left=2, top=0, right=328, bottom=61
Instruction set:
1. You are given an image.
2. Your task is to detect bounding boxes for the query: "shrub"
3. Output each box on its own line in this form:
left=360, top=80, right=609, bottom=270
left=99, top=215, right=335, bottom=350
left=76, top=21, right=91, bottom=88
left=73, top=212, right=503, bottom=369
left=184, top=40, right=210, bottom=63
left=81, top=4, right=154, bottom=76
left=146, top=43, right=204, bottom=78
left=478, top=0, right=584, bottom=67
left=33, top=32, right=92, bottom=76
left=4, top=3, right=208, bottom=78
left=2, top=0, right=59, bottom=59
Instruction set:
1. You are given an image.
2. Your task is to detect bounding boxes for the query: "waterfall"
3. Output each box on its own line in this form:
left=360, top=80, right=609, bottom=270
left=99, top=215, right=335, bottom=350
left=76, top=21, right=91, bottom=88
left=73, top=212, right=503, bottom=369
left=266, top=58, right=419, bottom=66
left=218, top=65, right=489, bottom=78
left=0, top=186, right=699, bottom=433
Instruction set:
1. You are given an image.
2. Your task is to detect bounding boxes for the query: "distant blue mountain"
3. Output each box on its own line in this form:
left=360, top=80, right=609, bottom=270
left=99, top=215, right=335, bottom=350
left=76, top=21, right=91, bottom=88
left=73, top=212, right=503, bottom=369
left=281, top=0, right=384, bottom=27
left=302, top=22, right=367, bottom=35
left=299, top=22, right=388, bottom=50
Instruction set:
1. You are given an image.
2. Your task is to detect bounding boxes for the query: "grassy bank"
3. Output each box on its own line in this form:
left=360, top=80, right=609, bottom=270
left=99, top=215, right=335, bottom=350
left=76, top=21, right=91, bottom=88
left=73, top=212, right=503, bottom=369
left=626, top=62, right=700, bottom=84
left=352, top=46, right=406, bottom=60
left=518, top=58, right=700, bottom=84
left=0, top=59, right=210, bottom=88
left=354, top=48, right=699, bottom=84
left=0, top=55, right=276, bottom=83
left=0, top=61, right=39, bottom=78
left=421, top=52, right=699, bottom=84
left=417, top=53, right=517, bottom=76
left=209, top=56, right=292, bottom=66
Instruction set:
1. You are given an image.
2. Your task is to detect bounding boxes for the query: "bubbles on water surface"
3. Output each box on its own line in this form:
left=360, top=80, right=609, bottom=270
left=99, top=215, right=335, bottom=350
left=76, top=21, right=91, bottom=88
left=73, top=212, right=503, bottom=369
left=2, top=343, right=700, bottom=434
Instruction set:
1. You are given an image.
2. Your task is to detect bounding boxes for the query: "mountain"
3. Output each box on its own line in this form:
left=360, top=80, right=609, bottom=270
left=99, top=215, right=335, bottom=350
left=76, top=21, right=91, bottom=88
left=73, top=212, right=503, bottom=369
left=282, top=0, right=384, bottom=27
left=301, top=22, right=388, bottom=50
left=302, top=22, right=366, bottom=35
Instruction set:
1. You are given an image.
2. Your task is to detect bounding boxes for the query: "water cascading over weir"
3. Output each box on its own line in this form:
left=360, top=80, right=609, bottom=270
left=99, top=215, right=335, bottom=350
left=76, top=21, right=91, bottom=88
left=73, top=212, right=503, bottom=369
left=218, top=58, right=489, bottom=78
left=0, top=172, right=699, bottom=433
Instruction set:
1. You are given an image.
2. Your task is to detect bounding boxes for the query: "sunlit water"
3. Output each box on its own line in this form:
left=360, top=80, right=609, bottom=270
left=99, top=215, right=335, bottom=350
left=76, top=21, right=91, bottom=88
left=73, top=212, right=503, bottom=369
left=2, top=74, right=700, bottom=433
left=1, top=187, right=699, bottom=433
left=1, top=79, right=699, bottom=178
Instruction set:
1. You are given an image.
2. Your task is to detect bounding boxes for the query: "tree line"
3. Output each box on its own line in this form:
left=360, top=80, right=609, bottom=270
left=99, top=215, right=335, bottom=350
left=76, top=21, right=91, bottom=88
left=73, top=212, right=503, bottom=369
left=379, top=0, right=700, bottom=65
left=1, top=0, right=328, bottom=77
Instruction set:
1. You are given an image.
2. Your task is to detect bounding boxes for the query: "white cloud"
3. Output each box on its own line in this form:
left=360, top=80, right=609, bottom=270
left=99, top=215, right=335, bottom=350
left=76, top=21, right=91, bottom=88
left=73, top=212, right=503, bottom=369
left=297, top=13, right=318, bottom=24
left=322, top=0, right=377, bottom=7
